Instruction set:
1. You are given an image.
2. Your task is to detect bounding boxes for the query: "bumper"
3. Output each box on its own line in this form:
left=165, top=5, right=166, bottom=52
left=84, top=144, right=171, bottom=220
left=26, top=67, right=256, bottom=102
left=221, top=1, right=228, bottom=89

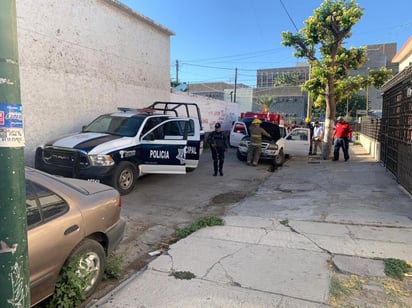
left=35, top=147, right=115, bottom=180
left=106, top=218, right=126, bottom=255
left=238, top=146, right=278, bottom=160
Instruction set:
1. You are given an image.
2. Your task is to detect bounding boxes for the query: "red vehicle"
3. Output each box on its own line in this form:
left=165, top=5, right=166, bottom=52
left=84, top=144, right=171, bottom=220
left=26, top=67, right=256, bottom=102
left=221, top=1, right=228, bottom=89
left=230, top=112, right=286, bottom=148
left=240, top=112, right=285, bottom=126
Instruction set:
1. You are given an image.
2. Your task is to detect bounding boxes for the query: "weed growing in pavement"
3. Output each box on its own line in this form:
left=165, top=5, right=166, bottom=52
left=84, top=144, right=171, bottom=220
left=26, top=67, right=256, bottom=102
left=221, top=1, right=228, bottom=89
left=279, top=219, right=289, bottom=226
left=104, top=253, right=123, bottom=280
left=384, top=258, right=412, bottom=280
left=170, top=271, right=196, bottom=280
left=175, top=216, right=224, bottom=240
left=46, top=253, right=122, bottom=307
left=329, top=275, right=364, bottom=305
left=330, top=276, right=352, bottom=298
left=47, top=255, right=89, bottom=308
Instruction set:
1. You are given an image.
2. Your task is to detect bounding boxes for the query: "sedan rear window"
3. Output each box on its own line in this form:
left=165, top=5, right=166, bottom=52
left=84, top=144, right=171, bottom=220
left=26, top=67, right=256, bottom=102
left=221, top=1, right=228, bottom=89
left=26, top=180, right=69, bottom=228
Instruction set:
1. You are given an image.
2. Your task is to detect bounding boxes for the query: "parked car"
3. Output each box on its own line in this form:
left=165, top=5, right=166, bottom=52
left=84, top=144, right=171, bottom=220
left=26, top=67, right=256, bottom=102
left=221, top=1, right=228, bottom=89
left=25, top=167, right=125, bottom=306
left=230, top=117, right=285, bottom=147
left=236, top=121, right=286, bottom=166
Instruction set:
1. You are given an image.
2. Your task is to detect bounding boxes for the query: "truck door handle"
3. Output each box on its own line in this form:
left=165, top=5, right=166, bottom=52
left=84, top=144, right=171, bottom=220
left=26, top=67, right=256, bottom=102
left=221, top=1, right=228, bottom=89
left=64, top=225, right=79, bottom=235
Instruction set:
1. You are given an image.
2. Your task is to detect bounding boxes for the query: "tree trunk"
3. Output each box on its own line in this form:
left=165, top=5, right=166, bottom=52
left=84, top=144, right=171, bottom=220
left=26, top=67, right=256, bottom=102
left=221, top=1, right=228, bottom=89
left=321, top=80, right=336, bottom=160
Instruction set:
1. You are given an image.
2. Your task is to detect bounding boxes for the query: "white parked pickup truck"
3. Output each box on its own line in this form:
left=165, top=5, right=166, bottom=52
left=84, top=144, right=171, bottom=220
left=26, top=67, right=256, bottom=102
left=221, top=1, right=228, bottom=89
left=283, top=127, right=312, bottom=156
left=232, top=120, right=286, bottom=166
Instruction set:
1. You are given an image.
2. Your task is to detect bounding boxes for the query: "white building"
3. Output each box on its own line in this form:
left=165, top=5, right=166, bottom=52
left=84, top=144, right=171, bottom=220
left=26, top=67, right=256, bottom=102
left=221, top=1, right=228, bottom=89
left=392, top=36, right=412, bottom=71
left=17, top=0, right=174, bottom=165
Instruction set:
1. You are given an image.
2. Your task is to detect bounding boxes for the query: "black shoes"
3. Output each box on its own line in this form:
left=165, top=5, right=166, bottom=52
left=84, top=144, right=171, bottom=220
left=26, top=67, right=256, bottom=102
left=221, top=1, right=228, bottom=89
left=219, top=171, right=223, bottom=176
left=213, top=172, right=217, bottom=176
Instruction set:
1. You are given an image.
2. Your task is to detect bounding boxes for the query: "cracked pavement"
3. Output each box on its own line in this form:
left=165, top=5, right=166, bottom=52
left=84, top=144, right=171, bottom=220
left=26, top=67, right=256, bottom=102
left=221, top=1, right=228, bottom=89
left=95, top=145, right=412, bottom=307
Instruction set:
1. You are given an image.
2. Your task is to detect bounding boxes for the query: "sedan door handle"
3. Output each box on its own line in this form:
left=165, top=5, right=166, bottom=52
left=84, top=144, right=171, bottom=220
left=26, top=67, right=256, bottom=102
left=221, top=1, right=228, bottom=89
left=64, top=225, right=79, bottom=235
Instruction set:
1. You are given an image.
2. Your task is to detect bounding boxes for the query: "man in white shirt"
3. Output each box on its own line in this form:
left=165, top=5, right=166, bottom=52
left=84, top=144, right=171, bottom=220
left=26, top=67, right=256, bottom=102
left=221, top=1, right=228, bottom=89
left=312, top=121, right=324, bottom=155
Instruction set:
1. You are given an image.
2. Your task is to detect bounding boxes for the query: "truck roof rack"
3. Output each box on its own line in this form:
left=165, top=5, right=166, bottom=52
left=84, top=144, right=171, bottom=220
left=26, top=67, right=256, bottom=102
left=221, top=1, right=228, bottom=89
left=147, top=101, right=203, bottom=130
left=117, top=107, right=155, bottom=114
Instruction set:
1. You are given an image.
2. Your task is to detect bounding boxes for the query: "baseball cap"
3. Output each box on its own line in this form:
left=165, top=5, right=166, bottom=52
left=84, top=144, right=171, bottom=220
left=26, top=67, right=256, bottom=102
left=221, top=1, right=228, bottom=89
left=214, top=123, right=221, bottom=128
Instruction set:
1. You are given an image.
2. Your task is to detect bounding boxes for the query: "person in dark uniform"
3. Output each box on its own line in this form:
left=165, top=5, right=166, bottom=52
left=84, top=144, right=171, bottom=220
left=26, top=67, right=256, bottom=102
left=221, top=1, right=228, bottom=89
left=207, top=123, right=228, bottom=176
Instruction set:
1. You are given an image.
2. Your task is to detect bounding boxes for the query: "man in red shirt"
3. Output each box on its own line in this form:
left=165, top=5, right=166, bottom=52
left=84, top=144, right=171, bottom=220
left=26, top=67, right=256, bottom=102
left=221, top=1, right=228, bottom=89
left=333, top=116, right=352, bottom=161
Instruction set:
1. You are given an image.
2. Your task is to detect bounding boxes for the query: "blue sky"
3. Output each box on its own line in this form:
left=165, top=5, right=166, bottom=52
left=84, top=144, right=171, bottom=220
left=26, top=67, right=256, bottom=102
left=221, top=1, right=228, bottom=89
left=120, top=0, right=412, bottom=87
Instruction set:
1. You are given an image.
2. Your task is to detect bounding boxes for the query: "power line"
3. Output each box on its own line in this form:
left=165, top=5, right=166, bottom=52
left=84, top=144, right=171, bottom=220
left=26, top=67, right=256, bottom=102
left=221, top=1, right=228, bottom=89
left=279, top=0, right=299, bottom=32
left=180, top=48, right=285, bottom=63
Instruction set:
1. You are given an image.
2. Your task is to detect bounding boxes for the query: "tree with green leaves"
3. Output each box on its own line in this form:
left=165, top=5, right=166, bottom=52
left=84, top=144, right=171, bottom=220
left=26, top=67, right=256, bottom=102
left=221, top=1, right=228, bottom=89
left=256, top=96, right=273, bottom=112
left=281, top=0, right=391, bottom=159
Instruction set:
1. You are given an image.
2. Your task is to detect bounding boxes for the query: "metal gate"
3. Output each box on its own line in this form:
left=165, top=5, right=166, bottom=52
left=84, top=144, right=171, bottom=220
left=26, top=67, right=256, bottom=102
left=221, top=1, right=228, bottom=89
left=380, top=65, right=412, bottom=195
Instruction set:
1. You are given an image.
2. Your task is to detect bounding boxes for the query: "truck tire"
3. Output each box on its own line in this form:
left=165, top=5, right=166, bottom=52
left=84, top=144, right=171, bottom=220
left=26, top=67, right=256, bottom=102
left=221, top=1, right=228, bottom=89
left=111, top=161, right=138, bottom=195
left=275, top=149, right=285, bottom=166
left=236, top=149, right=247, bottom=161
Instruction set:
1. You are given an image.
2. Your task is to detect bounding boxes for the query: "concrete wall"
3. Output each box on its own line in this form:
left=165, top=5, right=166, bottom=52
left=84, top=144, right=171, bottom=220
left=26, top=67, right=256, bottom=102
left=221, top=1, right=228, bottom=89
left=223, top=88, right=253, bottom=114
left=357, top=134, right=381, bottom=161
left=399, top=53, right=412, bottom=71
left=170, top=91, right=239, bottom=132
left=16, top=0, right=173, bottom=165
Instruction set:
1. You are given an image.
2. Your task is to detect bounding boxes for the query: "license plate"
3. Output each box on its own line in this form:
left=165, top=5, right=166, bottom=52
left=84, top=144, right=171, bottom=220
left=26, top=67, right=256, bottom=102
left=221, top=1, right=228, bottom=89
left=87, top=179, right=100, bottom=183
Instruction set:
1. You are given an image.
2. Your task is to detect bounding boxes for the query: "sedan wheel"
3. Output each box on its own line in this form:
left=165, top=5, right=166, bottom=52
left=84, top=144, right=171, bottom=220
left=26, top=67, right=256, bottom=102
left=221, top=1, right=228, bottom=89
left=68, top=239, right=105, bottom=297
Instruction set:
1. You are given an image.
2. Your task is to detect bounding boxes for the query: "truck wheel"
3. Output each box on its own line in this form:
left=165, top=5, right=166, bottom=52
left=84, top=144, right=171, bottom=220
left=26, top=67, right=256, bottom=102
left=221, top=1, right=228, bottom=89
left=236, top=149, right=247, bottom=161
left=275, top=149, right=285, bottom=166
left=112, top=161, right=137, bottom=195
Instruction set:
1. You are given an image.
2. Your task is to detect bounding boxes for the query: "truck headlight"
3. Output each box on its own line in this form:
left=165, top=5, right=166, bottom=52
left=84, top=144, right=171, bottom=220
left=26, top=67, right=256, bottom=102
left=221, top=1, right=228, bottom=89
left=89, top=154, right=115, bottom=166
left=268, top=143, right=279, bottom=150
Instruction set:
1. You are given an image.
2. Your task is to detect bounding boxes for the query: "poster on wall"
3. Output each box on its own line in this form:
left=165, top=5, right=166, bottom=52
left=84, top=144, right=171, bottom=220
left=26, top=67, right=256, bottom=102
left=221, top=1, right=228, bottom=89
left=0, top=103, right=24, bottom=148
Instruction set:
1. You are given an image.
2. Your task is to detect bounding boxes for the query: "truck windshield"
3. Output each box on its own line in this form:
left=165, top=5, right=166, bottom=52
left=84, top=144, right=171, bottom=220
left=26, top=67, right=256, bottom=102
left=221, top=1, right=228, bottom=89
left=83, top=115, right=144, bottom=137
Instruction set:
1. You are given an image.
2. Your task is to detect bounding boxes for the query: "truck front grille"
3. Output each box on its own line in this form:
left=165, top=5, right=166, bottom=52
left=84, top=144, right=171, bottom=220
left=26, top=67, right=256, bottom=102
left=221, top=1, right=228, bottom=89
left=43, top=148, right=89, bottom=168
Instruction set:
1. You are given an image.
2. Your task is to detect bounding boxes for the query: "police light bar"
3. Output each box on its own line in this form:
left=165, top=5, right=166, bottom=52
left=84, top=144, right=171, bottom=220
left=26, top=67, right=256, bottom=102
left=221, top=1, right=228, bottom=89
left=117, top=107, right=134, bottom=112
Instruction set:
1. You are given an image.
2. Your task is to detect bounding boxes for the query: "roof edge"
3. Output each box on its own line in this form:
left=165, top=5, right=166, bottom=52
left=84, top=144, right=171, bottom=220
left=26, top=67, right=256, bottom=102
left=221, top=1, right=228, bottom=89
left=382, top=64, right=412, bottom=92
left=392, top=36, right=412, bottom=63
left=101, top=0, right=175, bottom=36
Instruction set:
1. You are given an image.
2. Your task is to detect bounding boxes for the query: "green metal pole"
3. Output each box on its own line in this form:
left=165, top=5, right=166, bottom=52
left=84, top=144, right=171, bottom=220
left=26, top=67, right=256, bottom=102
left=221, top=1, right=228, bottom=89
left=0, top=1, right=30, bottom=307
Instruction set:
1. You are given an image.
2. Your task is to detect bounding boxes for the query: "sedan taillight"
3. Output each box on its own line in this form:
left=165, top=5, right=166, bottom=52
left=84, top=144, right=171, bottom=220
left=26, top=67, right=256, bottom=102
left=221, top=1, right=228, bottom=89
left=117, top=196, right=122, bottom=208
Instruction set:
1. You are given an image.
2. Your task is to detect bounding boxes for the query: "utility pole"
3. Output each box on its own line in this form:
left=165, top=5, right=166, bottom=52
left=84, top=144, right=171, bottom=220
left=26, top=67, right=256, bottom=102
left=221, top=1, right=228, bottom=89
left=233, top=67, right=237, bottom=103
left=175, top=60, right=179, bottom=84
left=0, top=1, right=30, bottom=307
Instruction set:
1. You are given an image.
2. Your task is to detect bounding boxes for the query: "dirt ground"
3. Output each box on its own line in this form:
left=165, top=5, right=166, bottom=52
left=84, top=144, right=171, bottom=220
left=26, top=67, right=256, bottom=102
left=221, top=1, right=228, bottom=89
left=330, top=271, right=412, bottom=307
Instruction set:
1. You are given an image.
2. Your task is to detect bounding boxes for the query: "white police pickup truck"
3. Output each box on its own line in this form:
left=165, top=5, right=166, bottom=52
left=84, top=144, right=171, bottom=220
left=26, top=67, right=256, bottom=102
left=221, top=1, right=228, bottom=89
left=35, top=102, right=204, bottom=195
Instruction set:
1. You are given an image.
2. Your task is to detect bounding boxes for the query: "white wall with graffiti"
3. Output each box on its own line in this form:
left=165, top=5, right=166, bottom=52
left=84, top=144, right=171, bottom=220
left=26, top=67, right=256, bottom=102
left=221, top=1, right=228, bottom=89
left=170, top=91, right=239, bottom=133
left=16, top=0, right=174, bottom=165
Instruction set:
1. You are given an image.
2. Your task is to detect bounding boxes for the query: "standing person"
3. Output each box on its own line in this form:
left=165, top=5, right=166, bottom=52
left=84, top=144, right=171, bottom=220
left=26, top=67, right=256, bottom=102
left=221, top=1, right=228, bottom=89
left=207, top=123, right=228, bottom=176
left=333, top=116, right=352, bottom=161
left=247, top=119, right=271, bottom=166
left=312, top=121, right=324, bottom=155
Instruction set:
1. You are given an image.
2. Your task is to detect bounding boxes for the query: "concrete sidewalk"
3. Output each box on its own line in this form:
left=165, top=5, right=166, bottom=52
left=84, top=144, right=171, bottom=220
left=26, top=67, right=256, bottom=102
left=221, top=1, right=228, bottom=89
left=94, top=145, right=412, bottom=307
